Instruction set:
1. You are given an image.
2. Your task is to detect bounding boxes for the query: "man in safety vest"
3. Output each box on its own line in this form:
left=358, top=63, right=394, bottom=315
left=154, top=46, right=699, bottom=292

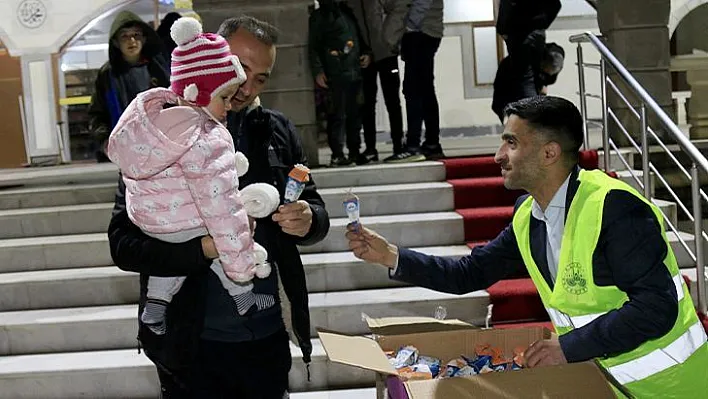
left=345, top=96, right=708, bottom=397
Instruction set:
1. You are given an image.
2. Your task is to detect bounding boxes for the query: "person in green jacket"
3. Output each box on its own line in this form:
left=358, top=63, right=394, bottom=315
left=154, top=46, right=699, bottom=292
left=88, top=11, right=169, bottom=163
left=308, top=0, right=371, bottom=167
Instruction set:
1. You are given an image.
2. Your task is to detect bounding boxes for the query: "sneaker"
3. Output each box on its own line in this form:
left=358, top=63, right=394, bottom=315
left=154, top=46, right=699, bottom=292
left=330, top=155, right=355, bottom=168
left=422, top=144, right=445, bottom=161
left=383, top=151, right=426, bottom=163
left=356, top=149, right=379, bottom=165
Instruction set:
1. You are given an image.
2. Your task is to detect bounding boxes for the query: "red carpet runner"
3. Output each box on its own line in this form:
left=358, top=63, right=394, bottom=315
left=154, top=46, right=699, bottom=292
left=441, top=152, right=600, bottom=329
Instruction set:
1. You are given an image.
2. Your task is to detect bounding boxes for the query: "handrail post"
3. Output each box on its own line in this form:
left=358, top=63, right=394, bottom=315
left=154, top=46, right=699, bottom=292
left=577, top=43, right=589, bottom=151
left=640, top=104, right=651, bottom=198
left=691, top=164, right=707, bottom=315
left=600, top=59, right=610, bottom=172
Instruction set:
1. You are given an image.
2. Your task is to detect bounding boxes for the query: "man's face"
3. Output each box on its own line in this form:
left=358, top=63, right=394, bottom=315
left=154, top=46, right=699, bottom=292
left=117, top=26, right=145, bottom=61
left=494, top=115, right=544, bottom=191
left=226, top=28, right=276, bottom=112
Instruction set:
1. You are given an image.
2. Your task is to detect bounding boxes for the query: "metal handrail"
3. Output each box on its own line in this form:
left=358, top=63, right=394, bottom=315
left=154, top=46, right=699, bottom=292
left=570, top=32, right=707, bottom=315
left=570, top=33, right=708, bottom=174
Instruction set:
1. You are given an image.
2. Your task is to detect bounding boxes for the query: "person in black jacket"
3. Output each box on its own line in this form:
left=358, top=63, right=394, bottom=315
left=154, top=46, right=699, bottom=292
left=88, top=11, right=169, bottom=163
left=156, top=12, right=182, bottom=63
left=492, top=42, right=565, bottom=123
left=346, top=97, right=682, bottom=376
left=107, top=16, right=330, bottom=399
left=309, top=0, right=371, bottom=167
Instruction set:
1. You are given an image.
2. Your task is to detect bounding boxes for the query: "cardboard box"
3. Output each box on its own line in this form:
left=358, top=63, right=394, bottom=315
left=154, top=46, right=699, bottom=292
left=318, top=317, right=618, bottom=399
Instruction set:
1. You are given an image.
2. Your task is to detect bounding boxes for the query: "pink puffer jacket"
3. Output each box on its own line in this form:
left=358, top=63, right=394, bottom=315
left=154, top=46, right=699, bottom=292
left=106, top=88, right=255, bottom=281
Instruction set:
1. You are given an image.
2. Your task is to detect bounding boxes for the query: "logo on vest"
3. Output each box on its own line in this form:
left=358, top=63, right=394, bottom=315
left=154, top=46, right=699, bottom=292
left=562, top=262, right=588, bottom=295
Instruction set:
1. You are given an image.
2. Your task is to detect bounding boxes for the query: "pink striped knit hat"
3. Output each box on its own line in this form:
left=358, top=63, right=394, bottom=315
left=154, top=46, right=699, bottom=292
left=169, top=17, right=246, bottom=107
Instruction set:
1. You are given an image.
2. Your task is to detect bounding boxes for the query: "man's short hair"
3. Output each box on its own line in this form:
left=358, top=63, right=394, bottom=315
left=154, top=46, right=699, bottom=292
left=217, top=16, right=279, bottom=46
left=504, top=96, right=584, bottom=166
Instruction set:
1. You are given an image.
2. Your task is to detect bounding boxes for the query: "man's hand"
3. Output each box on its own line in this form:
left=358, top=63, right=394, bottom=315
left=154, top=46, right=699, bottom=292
left=360, top=55, right=372, bottom=69
left=524, top=336, right=568, bottom=368
left=315, top=72, right=328, bottom=89
left=272, top=201, right=313, bottom=237
left=345, top=224, right=398, bottom=268
left=201, top=235, right=219, bottom=259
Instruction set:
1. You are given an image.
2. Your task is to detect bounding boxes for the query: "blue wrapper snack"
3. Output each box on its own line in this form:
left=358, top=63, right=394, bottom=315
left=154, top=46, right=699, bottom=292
left=390, top=345, right=419, bottom=369
left=417, top=356, right=441, bottom=378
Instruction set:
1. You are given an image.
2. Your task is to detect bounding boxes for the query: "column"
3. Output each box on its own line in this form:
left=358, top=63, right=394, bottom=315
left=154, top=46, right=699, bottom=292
left=597, top=0, right=675, bottom=146
left=193, top=0, right=320, bottom=166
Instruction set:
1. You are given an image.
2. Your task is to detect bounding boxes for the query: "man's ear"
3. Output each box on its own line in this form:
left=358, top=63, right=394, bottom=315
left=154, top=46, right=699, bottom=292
left=542, top=141, right=563, bottom=166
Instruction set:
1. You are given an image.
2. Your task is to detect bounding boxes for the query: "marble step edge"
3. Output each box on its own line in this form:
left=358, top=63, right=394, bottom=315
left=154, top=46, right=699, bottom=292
left=0, top=286, right=489, bottom=328
left=0, top=181, right=454, bottom=216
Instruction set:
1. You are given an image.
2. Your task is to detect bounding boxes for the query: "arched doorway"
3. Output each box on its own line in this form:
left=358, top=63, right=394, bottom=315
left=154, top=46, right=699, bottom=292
left=58, top=0, right=189, bottom=162
left=669, top=2, right=708, bottom=125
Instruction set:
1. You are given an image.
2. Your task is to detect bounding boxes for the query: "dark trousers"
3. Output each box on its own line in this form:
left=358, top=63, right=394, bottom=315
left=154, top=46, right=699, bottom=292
left=400, top=31, right=442, bottom=152
left=327, top=79, right=363, bottom=159
left=361, top=56, right=404, bottom=153
left=157, top=329, right=292, bottom=399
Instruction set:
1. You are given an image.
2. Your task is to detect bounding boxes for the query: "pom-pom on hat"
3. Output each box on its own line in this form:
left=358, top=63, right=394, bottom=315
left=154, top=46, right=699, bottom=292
left=169, top=17, right=246, bottom=107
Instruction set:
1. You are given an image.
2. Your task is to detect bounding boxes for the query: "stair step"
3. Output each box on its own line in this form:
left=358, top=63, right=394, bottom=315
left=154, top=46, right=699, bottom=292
left=487, top=278, right=547, bottom=323
left=0, top=339, right=368, bottom=398
left=0, top=182, right=455, bottom=239
left=301, top=212, right=464, bottom=254
left=0, top=161, right=445, bottom=190
left=0, top=203, right=112, bottom=239
left=0, top=233, right=111, bottom=273
left=303, top=245, right=470, bottom=292
left=457, top=206, right=514, bottom=243
left=0, top=246, right=472, bottom=310
left=0, top=182, right=116, bottom=210
left=0, top=286, right=489, bottom=356
left=320, top=182, right=453, bottom=218
left=291, top=388, right=376, bottom=398
left=0, top=212, right=464, bottom=272
left=0, top=163, right=118, bottom=189
left=448, top=176, right=525, bottom=209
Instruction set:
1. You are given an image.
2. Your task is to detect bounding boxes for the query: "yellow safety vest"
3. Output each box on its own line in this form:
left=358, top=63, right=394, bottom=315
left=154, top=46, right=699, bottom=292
left=512, top=169, right=708, bottom=398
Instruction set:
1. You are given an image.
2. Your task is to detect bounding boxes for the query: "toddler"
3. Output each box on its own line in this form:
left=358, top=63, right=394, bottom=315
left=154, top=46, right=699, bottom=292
left=107, top=17, right=276, bottom=334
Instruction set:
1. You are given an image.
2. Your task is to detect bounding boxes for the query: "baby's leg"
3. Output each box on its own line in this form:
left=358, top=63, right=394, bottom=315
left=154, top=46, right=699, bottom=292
left=142, top=276, right=187, bottom=335
left=211, top=260, right=275, bottom=315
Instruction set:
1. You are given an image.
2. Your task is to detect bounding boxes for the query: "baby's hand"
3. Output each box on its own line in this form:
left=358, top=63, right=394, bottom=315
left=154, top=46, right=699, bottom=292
left=248, top=216, right=256, bottom=234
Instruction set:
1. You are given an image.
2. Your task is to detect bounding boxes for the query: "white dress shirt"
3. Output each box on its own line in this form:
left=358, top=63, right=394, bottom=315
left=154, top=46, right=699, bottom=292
left=530, top=174, right=571, bottom=282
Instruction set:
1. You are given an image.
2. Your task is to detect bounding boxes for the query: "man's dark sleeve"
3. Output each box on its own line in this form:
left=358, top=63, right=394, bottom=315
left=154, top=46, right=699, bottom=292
left=559, top=190, right=678, bottom=362
left=282, top=118, right=330, bottom=246
left=530, top=0, right=561, bottom=30
left=108, top=176, right=213, bottom=277
left=88, top=72, right=112, bottom=146
left=392, top=223, right=525, bottom=294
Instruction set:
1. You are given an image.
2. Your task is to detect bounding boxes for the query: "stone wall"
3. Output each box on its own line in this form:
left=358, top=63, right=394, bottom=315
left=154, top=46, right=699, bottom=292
left=193, top=0, right=320, bottom=166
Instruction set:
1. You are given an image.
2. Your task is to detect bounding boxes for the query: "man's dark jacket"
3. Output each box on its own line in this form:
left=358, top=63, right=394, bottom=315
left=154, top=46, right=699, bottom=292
left=107, top=104, right=329, bottom=378
left=393, top=167, right=679, bottom=363
left=496, top=0, right=561, bottom=39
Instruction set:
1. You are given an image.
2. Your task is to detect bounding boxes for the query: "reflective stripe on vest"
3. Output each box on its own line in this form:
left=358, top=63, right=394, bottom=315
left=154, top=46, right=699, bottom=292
left=608, top=320, right=707, bottom=385
left=545, top=273, right=686, bottom=329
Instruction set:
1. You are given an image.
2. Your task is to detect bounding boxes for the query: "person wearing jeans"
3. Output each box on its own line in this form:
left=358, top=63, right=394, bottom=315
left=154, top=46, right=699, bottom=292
left=380, top=0, right=444, bottom=163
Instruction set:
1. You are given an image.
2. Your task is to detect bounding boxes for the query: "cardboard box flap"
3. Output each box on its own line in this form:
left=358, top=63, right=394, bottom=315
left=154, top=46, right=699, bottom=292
left=317, top=330, right=397, bottom=376
left=364, top=315, right=476, bottom=336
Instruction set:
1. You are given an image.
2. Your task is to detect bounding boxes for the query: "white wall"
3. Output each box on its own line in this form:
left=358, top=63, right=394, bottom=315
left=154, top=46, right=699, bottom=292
left=374, top=23, right=602, bottom=132
left=0, top=0, right=133, bottom=56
